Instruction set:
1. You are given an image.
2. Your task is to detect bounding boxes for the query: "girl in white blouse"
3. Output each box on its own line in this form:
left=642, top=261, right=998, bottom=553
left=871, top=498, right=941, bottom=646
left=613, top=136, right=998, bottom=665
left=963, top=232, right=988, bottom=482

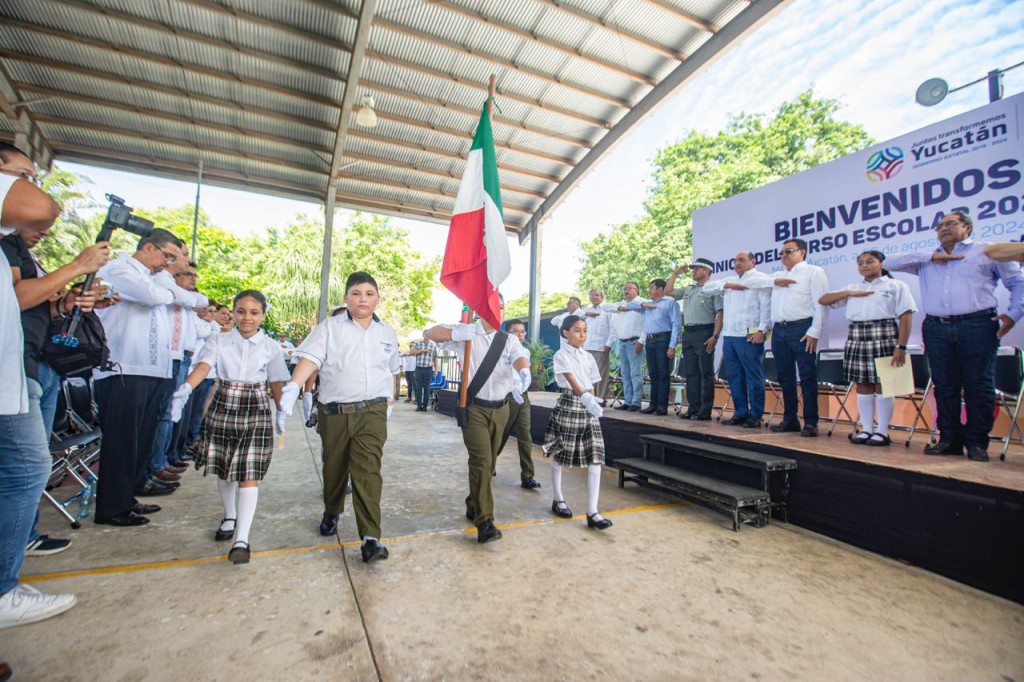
left=819, top=250, right=916, bottom=446
left=542, top=315, right=612, bottom=530
left=171, top=290, right=290, bottom=564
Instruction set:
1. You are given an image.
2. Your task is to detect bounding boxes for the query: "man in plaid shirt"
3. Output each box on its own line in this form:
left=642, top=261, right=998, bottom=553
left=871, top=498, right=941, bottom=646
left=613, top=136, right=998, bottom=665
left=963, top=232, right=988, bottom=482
left=410, top=334, right=438, bottom=411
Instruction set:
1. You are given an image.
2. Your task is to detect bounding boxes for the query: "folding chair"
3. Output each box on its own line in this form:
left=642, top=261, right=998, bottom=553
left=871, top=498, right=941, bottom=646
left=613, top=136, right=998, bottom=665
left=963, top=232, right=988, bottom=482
left=62, top=378, right=102, bottom=472
left=44, top=381, right=101, bottom=528
left=428, top=371, right=449, bottom=411
left=818, top=350, right=856, bottom=437
left=762, top=351, right=785, bottom=428
left=993, top=346, right=1024, bottom=461
left=902, top=351, right=935, bottom=448
left=670, top=374, right=686, bottom=415
left=713, top=358, right=733, bottom=421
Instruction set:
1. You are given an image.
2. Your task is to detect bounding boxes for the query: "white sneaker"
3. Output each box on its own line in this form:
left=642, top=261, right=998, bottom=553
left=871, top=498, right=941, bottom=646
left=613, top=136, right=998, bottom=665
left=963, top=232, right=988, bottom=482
left=0, top=583, right=77, bottom=630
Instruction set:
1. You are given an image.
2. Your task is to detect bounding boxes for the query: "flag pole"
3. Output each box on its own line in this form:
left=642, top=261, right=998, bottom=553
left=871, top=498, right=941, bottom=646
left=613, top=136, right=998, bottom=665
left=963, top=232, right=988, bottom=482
left=458, top=74, right=496, bottom=410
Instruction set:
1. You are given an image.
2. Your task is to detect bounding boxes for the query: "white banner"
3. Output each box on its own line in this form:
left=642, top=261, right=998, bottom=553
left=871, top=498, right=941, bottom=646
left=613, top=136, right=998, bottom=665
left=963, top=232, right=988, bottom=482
left=693, top=93, right=1024, bottom=347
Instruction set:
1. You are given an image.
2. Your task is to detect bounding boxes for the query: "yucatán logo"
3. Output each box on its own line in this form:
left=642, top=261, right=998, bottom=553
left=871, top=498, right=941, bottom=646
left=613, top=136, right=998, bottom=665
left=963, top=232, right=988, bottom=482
left=865, top=146, right=904, bottom=182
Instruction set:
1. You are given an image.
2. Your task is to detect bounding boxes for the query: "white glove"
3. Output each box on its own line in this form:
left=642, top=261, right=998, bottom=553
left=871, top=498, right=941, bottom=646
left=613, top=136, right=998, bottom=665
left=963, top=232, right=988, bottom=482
left=511, top=385, right=524, bottom=405
left=387, top=404, right=394, bottom=420
left=517, top=367, right=531, bottom=393
left=451, top=323, right=485, bottom=342
left=275, top=410, right=287, bottom=435
left=169, top=383, right=193, bottom=423
left=301, top=391, right=314, bottom=421
left=279, top=382, right=301, bottom=416
left=579, top=391, right=603, bottom=419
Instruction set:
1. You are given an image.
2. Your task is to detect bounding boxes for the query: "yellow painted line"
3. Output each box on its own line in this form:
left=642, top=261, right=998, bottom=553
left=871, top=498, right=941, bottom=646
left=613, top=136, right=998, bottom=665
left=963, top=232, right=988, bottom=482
left=22, top=501, right=687, bottom=584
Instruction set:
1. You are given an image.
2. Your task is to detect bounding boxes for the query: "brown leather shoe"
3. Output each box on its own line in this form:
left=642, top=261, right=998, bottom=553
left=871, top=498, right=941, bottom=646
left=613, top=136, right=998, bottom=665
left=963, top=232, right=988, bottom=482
left=153, top=469, right=182, bottom=482
left=163, top=463, right=187, bottom=474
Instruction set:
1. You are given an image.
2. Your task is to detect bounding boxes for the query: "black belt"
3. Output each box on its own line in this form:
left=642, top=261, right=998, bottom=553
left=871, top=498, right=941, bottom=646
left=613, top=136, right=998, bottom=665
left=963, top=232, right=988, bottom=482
left=183, top=350, right=194, bottom=357
left=775, top=317, right=812, bottom=327
left=684, top=323, right=714, bottom=331
left=619, top=336, right=639, bottom=343
left=472, top=396, right=508, bottom=409
left=925, top=309, right=996, bottom=324
left=647, top=331, right=670, bottom=338
left=321, top=397, right=387, bottom=415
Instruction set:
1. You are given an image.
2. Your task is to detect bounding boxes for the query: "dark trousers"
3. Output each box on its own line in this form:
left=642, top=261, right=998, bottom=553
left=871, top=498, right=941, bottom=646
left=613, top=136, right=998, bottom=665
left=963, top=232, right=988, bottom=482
left=723, top=336, right=766, bottom=420
left=94, top=375, right=174, bottom=520
left=318, top=403, right=388, bottom=539
left=462, top=402, right=509, bottom=525
left=680, top=326, right=715, bottom=417
left=184, top=378, right=214, bottom=449
left=498, top=393, right=534, bottom=479
left=923, top=315, right=998, bottom=448
left=771, top=320, right=818, bottom=426
left=645, top=333, right=672, bottom=410
left=414, top=366, right=433, bottom=409
left=404, top=371, right=415, bottom=400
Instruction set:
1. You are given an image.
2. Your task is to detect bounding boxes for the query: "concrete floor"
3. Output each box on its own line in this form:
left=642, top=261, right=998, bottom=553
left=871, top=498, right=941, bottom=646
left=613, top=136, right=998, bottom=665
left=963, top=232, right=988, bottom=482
left=7, top=402, right=1024, bottom=681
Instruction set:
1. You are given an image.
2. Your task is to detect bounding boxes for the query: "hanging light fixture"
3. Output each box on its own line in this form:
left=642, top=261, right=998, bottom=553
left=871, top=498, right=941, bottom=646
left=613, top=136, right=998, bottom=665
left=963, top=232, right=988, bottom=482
left=355, top=95, right=378, bottom=127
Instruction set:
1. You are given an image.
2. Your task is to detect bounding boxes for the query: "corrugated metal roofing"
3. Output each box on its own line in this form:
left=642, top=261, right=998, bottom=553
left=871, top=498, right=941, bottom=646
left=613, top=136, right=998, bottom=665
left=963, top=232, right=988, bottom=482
left=0, top=0, right=791, bottom=236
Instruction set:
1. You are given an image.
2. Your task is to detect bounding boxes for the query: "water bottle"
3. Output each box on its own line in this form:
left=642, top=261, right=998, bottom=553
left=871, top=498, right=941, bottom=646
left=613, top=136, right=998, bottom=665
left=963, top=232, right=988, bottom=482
left=76, top=484, right=95, bottom=520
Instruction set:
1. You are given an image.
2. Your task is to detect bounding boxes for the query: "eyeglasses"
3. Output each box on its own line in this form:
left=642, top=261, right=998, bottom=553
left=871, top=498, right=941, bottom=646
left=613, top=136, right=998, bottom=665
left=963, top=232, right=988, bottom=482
left=936, top=219, right=962, bottom=230
left=157, top=247, right=178, bottom=264
left=0, top=169, right=39, bottom=185
left=780, top=248, right=801, bottom=255
left=175, top=272, right=197, bottom=279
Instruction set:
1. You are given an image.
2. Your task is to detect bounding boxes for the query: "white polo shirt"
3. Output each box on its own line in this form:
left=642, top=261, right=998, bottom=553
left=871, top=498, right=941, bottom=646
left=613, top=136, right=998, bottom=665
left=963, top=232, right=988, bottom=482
left=553, top=341, right=601, bottom=392
left=829, top=275, right=917, bottom=322
left=0, top=173, right=28, bottom=414
left=438, top=325, right=528, bottom=402
left=196, top=328, right=290, bottom=384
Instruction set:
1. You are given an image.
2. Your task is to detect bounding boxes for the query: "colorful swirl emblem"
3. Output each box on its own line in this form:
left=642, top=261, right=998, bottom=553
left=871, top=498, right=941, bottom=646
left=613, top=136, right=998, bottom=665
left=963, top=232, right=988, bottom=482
left=865, top=147, right=904, bottom=182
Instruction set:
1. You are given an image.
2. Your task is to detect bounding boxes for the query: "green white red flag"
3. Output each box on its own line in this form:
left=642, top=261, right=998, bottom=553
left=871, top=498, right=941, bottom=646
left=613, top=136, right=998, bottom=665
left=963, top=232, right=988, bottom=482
left=441, top=101, right=510, bottom=330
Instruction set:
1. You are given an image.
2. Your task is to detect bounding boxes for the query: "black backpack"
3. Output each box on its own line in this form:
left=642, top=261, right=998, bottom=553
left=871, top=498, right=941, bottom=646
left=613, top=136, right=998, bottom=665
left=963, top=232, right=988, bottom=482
left=41, top=311, right=112, bottom=376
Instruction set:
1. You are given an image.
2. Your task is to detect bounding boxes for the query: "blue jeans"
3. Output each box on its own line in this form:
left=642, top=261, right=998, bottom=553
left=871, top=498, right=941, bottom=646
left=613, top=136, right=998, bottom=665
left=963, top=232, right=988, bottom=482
left=922, top=315, right=999, bottom=448
left=771, top=320, right=818, bottom=426
left=26, top=362, right=62, bottom=545
left=185, top=378, right=214, bottom=449
left=414, top=366, right=433, bottom=409
left=723, top=336, right=766, bottom=420
left=0, top=380, right=51, bottom=595
left=147, top=357, right=190, bottom=478
left=617, top=339, right=644, bottom=408
left=645, top=332, right=672, bottom=410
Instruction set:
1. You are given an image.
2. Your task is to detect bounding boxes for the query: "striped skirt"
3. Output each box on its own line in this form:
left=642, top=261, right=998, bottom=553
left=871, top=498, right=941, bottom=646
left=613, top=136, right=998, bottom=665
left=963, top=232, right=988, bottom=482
left=843, top=318, right=899, bottom=384
left=542, top=390, right=605, bottom=468
left=194, top=380, right=274, bottom=482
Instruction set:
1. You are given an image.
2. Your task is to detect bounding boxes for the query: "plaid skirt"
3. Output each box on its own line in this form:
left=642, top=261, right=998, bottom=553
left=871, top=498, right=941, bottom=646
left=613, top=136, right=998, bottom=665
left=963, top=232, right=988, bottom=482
left=843, top=318, right=899, bottom=384
left=542, top=391, right=605, bottom=468
left=194, top=380, right=274, bottom=482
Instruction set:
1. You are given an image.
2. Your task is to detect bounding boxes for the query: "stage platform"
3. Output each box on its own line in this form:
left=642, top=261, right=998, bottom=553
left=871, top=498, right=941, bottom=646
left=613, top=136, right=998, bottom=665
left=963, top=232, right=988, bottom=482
left=437, top=390, right=1024, bottom=604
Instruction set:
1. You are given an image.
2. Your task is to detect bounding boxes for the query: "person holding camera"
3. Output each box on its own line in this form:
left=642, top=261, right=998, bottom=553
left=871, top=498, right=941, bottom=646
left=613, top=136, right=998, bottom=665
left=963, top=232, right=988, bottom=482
left=92, top=227, right=187, bottom=525
left=0, top=143, right=77, bottom=631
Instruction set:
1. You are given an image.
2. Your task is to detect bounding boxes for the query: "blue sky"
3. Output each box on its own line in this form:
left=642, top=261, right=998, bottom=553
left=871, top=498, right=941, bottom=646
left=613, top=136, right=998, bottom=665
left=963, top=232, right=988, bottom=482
left=59, top=0, right=1024, bottom=322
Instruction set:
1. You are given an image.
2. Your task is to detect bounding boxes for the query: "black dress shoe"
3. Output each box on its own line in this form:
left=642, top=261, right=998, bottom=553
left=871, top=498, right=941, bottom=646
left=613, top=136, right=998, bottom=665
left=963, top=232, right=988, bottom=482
left=681, top=412, right=698, bottom=420
left=215, top=518, right=236, bottom=542
left=476, top=520, right=503, bottom=543
left=639, top=406, right=657, bottom=414
left=967, top=446, right=990, bottom=462
left=770, top=420, right=801, bottom=433
left=520, top=476, right=541, bottom=489
left=722, top=416, right=748, bottom=426
left=923, top=441, right=963, bottom=456
left=800, top=425, right=818, bottom=437
left=134, top=481, right=175, bottom=497
left=742, top=418, right=763, bottom=429
left=228, top=542, right=250, bottom=564
left=655, top=409, right=668, bottom=416
left=360, top=538, right=389, bottom=563
left=95, top=511, right=150, bottom=526
left=626, top=405, right=641, bottom=412
left=691, top=414, right=712, bottom=421
left=866, top=434, right=892, bottom=447
left=587, top=514, right=613, bottom=530
left=319, top=510, right=339, bottom=536
left=132, top=503, right=161, bottom=515
left=551, top=500, right=573, bottom=519
left=177, top=453, right=195, bottom=463
left=613, top=404, right=629, bottom=410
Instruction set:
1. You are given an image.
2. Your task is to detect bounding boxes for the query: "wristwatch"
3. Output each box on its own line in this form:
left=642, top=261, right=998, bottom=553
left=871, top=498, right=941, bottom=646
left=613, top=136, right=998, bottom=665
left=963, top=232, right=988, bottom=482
left=897, top=344, right=907, bottom=350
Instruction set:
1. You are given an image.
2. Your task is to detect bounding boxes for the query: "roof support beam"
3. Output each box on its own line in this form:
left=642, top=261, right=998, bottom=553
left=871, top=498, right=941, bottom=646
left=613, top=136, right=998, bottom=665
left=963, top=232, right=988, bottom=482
left=424, top=0, right=656, bottom=86
left=519, top=0, right=788, bottom=243
left=535, top=0, right=686, bottom=62
left=0, top=64, right=52, bottom=169
left=644, top=0, right=717, bottom=33
left=337, top=171, right=534, bottom=216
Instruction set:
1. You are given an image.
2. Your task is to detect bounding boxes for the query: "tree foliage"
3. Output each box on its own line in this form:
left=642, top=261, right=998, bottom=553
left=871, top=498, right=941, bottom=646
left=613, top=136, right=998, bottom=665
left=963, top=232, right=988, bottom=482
left=578, top=90, right=874, bottom=291
left=504, top=291, right=575, bottom=319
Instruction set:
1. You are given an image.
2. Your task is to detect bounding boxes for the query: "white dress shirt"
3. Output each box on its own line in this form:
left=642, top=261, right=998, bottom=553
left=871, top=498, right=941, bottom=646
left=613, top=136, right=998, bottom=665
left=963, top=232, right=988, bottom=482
left=553, top=342, right=601, bottom=392
left=94, top=254, right=174, bottom=380
left=579, top=303, right=617, bottom=351
left=550, top=309, right=581, bottom=329
left=294, top=313, right=401, bottom=403
left=702, top=269, right=773, bottom=337
left=0, top=174, right=28, bottom=414
left=191, top=315, right=214, bottom=356
left=439, top=326, right=529, bottom=401
left=761, top=261, right=830, bottom=339
left=402, top=353, right=417, bottom=373
left=609, top=297, right=646, bottom=342
left=830, top=276, right=917, bottom=322
left=151, top=271, right=208, bottom=360
left=196, top=328, right=290, bottom=384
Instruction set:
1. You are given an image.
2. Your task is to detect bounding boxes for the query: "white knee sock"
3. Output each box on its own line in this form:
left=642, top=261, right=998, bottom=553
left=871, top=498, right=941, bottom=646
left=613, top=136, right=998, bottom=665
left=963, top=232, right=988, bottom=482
left=587, top=464, right=602, bottom=517
left=217, top=479, right=237, bottom=530
left=856, top=394, right=876, bottom=433
left=875, top=396, right=895, bottom=437
left=234, top=487, right=259, bottom=546
left=551, top=460, right=564, bottom=503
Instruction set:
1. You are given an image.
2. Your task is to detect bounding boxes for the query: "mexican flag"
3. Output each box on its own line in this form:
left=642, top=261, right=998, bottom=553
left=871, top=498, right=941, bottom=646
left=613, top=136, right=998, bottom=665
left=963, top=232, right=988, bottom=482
left=441, top=101, right=510, bottom=330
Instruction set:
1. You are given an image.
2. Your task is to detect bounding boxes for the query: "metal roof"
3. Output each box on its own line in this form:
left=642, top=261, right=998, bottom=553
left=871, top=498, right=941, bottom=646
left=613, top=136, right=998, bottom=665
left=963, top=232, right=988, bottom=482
left=0, top=0, right=790, bottom=240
